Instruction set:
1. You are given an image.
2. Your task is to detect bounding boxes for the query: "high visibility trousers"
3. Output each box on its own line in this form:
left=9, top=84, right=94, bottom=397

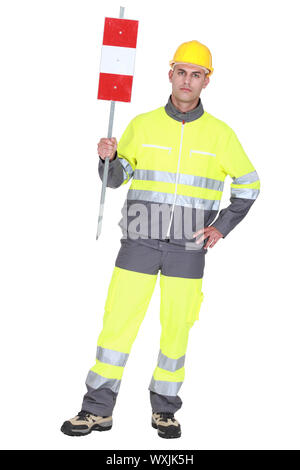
left=82, top=238, right=205, bottom=416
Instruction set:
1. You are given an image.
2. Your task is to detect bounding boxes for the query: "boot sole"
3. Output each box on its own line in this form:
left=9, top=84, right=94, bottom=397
left=61, top=422, right=112, bottom=437
left=152, top=421, right=181, bottom=439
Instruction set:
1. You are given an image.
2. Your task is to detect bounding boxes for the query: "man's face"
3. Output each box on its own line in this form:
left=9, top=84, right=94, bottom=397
left=168, top=63, right=210, bottom=103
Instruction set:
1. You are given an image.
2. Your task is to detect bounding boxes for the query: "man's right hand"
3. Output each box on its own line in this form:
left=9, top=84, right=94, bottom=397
left=97, top=138, right=118, bottom=161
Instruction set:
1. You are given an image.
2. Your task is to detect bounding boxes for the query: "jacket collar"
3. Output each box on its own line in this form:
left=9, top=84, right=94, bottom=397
left=164, top=95, right=204, bottom=123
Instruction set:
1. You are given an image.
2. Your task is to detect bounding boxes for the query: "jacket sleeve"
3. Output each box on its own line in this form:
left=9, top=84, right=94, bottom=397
left=212, top=129, right=260, bottom=238
left=98, top=118, right=137, bottom=189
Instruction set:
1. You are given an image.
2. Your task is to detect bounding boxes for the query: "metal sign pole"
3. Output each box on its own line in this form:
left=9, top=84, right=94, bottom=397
left=96, top=6, right=125, bottom=240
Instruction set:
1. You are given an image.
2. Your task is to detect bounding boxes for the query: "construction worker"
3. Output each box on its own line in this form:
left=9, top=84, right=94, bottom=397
left=61, top=40, right=260, bottom=439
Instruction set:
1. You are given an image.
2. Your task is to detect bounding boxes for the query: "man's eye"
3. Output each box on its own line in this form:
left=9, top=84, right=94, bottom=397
left=178, top=71, right=184, bottom=75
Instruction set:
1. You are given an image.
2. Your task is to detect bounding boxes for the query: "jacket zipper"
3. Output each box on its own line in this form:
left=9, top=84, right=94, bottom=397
left=166, top=120, right=185, bottom=239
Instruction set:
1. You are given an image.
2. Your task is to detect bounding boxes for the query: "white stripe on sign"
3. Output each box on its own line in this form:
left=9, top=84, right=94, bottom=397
left=100, top=45, right=136, bottom=76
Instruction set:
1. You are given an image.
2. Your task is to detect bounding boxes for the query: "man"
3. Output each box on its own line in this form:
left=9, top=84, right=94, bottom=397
left=61, top=40, right=260, bottom=439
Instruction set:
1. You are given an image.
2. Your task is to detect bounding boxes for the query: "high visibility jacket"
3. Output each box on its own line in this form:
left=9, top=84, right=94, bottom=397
left=98, top=96, right=260, bottom=245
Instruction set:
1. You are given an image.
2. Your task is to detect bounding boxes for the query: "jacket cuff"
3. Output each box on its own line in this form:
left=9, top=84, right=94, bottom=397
left=211, top=197, right=256, bottom=238
left=99, top=151, right=117, bottom=163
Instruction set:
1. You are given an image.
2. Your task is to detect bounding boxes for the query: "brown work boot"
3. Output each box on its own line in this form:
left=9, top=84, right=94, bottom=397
left=60, top=410, right=112, bottom=436
left=152, top=412, right=181, bottom=439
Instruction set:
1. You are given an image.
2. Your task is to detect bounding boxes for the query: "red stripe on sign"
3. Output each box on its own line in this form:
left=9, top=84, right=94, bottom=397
left=97, top=73, right=133, bottom=102
left=103, top=18, right=138, bottom=48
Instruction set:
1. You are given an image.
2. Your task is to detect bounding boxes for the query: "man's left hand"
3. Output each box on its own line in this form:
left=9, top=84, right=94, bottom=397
left=192, top=226, right=224, bottom=249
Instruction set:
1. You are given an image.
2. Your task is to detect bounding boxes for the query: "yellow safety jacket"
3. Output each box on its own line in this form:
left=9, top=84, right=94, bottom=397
left=98, top=96, right=260, bottom=244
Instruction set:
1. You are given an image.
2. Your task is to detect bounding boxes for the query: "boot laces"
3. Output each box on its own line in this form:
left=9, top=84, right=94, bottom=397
left=77, top=410, right=94, bottom=421
left=158, top=412, right=175, bottom=422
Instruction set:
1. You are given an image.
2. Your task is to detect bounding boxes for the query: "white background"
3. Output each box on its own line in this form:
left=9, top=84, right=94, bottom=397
left=0, top=0, right=299, bottom=450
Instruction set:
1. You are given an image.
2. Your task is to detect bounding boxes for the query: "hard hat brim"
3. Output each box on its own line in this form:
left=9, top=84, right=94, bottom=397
left=169, top=61, right=212, bottom=75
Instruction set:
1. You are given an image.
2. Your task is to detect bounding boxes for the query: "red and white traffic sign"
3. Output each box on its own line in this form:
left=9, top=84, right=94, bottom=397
left=98, top=17, right=139, bottom=102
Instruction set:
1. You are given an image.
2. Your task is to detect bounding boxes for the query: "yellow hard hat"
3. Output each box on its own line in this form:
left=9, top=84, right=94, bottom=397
left=170, top=40, right=214, bottom=76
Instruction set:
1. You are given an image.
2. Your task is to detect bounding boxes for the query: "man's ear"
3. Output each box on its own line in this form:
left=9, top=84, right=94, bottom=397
left=202, top=76, right=210, bottom=89
left=168, top=69, right=173, bottom=83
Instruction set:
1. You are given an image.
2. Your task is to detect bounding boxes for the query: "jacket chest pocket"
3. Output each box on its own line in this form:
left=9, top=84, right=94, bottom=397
left=188, top=149, right=216, bottom=174
left=140, top=144, right=173, bottom=168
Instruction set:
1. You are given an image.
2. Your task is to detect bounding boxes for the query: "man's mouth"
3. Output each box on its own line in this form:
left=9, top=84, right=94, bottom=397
left=180, top=87, right=192, bottom=92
